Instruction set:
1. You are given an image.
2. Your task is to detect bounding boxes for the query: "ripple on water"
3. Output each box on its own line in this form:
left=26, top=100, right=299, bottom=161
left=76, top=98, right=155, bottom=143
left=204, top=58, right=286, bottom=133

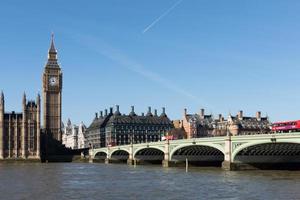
left=1, top=163, right=300, bottom=200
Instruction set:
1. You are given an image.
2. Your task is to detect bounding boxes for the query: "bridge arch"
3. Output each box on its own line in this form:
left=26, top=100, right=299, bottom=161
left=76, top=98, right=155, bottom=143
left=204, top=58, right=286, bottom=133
left=110, top=149, right=130, bottom=161
left=232, top=141, right=300, bottom=163
left=170, top=143, right=225, bottom=160
left=93, top=151, right=108, bottom=160
left=133, top=147, right=165, bottom=163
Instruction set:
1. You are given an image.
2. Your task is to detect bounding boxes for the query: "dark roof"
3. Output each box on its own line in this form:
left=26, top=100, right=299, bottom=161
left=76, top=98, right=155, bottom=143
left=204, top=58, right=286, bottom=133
left=107, top=114, right=173, bottom=126
left=86, top=116, right=109, bottom=131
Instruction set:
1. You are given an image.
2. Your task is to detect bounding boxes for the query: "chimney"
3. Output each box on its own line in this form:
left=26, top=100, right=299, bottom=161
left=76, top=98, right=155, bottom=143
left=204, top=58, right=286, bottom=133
left=256, top=111, right=261, bottom=121
left=110, top=107, right=113, bottom=114
left=200, top=109, right=205, bottom=118
left=147, top=106, right=152, bottom=116
left=154, top=109, right=158, bottom=116
left=238, top=110, right=243, bottom=120
left=162, top=107, right=166, bottom=114
left=219, top=114, right=223, bottom=122
left=130, top=106, right=136, bottom=116
left=114, top=105, right=121, bottom=115
left=142, top=112, right=145, bottom=116
left=95, top=112, right=98, bottom=119
left=184, top=108, right=187, bottom=116
left=105, top=109, right=108, bottom=116
left=100, top=111, right=103, bottom=118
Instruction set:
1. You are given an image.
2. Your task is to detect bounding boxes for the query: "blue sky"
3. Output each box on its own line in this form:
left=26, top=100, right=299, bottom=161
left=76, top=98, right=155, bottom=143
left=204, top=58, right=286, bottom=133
left=0, top=0, right=300, bottom=125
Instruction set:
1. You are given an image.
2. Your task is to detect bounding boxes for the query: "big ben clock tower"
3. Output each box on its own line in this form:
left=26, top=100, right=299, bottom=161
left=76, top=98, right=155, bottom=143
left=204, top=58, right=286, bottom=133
left=43, top=34, right=63, bottom=142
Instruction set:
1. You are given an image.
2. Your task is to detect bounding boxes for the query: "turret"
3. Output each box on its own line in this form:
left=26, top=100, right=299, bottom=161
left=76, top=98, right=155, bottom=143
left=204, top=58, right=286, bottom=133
left=22, top=92, right=27, bottom=110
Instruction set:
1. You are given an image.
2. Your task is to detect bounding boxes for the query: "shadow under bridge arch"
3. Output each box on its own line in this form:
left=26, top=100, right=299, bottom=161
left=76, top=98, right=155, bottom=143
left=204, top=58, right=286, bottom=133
left=233, top=142, right=300, bottom=169
left=171, top=145, right=225, bottom=166
left=134, top=147, right=165, bottom=164
left=110, top=150, right=130, bottom=161
left=94, top=151, right=107, bottom=160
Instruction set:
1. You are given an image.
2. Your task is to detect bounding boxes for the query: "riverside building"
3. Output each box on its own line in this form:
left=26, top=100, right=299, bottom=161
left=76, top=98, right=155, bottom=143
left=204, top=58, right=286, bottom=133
left=85, top=106, right=174, bottom=148
left=180, top=109, right=271, bottom=138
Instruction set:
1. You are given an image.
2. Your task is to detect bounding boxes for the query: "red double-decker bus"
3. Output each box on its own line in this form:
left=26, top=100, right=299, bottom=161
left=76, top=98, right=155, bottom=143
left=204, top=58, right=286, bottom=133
left=272, top=120, right=300, bottom=133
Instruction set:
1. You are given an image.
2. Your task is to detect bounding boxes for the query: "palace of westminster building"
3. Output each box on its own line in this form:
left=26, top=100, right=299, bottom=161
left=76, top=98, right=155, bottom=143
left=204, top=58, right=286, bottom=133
left=0, top=36, right=62, bottom=160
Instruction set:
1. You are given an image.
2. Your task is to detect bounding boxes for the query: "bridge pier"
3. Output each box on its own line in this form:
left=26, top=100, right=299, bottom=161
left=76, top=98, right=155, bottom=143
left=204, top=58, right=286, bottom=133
left=222, top=161, right=238, bottom=170
left=162, top=160, right=175, bottom=167
left=163, top=140, right=170, bottom=167
left=89, top=149, right=93, bottom=163
left=105, top=158, right=110, bottom=164
left=127, top=159, right=135, bottom=165
left=222, top=135, right=234, bottom=170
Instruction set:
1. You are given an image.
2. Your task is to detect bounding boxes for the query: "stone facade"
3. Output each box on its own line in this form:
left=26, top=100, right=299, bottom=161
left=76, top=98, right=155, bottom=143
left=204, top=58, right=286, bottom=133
left=86, top=106, right=174, bottom=148
left=0, top=92, right=41, bottom=159
left=62, top=119, right=87, bottom=149
left=180, top=109, right=271, bottom=138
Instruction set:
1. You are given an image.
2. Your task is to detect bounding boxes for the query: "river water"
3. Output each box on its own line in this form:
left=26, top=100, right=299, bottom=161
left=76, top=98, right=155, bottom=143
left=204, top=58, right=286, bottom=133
left=0, top=163, right=300, bottom=200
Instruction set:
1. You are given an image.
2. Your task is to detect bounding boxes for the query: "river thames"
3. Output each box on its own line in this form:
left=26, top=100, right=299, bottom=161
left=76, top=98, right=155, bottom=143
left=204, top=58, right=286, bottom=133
left=0, top=163, right=300, bottom=200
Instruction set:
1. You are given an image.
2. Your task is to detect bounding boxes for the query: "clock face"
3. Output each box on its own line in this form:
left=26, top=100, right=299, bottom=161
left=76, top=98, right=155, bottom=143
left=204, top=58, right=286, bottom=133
left=49, top=77, right=58, bottom=86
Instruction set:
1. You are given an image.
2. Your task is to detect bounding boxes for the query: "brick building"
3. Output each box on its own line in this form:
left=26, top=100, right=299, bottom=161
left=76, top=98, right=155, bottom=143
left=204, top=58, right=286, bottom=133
left=179, top=109, right=271, bottom=138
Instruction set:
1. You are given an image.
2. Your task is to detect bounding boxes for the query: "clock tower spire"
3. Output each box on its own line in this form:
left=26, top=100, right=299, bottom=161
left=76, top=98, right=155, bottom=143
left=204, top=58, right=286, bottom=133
left=43, top=34, right=63, bottom=142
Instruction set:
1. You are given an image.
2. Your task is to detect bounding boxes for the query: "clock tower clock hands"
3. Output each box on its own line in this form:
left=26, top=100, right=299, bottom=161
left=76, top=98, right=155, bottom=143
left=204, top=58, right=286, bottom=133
left=43, top=34, right=63, bottom=142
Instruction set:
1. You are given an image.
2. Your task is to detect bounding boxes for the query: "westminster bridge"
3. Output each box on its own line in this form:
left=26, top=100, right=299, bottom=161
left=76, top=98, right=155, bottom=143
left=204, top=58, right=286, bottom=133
left=89, top=133, right=300, bottom=170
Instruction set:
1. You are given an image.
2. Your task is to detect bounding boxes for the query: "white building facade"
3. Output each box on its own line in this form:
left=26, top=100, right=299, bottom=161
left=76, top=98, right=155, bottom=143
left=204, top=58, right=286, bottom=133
left=62, top=119, right=87, bottom=149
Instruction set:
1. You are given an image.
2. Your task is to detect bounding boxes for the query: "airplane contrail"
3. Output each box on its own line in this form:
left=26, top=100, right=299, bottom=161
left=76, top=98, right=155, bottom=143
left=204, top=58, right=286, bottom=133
left=142, top=0, right=184, bottom=34
left=71, top=34, right=211, bottom=108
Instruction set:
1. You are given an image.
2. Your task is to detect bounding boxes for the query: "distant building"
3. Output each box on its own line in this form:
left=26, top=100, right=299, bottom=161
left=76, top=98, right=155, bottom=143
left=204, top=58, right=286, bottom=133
left=226, top=111, right=270, bottom=136
left=85, top=106, right=174, bottom=148
left=182, top=109, right=215, bottom=138
left=62, top=119, right=87, bottom=149
left=180, top=109, right=271, bottom=138
left=0, top=92, right=41, bottom=159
